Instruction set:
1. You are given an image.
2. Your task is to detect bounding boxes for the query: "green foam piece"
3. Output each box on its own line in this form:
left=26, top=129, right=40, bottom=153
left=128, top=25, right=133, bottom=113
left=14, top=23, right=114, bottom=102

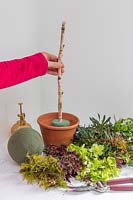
left=51, top=119, right=70, bottom=127
left=8, top=128, right=44, bottom=164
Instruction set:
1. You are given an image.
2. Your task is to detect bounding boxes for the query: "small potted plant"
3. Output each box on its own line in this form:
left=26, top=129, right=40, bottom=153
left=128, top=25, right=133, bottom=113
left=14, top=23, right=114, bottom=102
left=37, top=22, right=79, bottom=146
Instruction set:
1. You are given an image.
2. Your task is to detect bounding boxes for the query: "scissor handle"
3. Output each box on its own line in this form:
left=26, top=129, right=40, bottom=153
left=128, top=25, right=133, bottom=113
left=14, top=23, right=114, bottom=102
left=107, top=177, right=133, bottom=185
left=110, top=184, right=133, bottom=191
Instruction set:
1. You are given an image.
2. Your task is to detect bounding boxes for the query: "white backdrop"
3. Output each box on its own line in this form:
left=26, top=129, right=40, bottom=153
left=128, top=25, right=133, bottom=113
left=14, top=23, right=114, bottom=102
left=0, top=0, right=133, bottom=143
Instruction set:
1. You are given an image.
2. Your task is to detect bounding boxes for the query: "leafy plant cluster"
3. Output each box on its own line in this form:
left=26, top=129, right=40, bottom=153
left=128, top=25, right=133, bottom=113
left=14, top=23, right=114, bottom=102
left=114, top=118, right=133, bottom=140
left=114, top=118, right=133, bottom=160
left=20, top=154, right=67, bottom=189
left=20, top=143, right=120, bottom=189
left=68, top=143, right=120, bottom=182
left=45, top=145, right=83, bottom=180
left=73, top=114, right=132, bottom=164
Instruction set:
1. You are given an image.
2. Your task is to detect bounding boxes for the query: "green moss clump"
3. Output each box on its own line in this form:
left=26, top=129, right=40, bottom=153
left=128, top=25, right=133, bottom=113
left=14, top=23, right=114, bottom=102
left=20, top=154, right=67, bottom=189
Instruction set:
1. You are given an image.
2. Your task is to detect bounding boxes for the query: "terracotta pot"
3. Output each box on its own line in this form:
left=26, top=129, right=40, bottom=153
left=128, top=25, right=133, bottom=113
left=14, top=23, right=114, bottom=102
left=37, top=112, right=79, bottom=146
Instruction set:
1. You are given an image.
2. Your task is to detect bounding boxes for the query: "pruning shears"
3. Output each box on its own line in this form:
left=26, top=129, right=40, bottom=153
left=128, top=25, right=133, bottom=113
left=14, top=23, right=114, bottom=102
left=68, top=177, right=133, bottom=193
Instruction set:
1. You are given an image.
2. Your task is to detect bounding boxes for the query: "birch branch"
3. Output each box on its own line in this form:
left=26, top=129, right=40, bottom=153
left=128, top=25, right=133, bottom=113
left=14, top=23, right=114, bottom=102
left=58, top=21, right=66, bottom=122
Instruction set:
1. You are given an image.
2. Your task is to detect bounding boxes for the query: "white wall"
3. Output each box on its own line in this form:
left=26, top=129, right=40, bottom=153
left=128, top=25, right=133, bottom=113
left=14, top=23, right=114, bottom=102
left=0, top=0, right=44, bottom=143
left=0, top=0, right=133, bottom=143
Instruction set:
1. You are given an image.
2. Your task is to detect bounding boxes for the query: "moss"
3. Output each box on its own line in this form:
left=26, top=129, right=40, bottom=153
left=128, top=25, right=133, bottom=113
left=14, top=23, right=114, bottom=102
left=20, top=154, right=68, bottom=189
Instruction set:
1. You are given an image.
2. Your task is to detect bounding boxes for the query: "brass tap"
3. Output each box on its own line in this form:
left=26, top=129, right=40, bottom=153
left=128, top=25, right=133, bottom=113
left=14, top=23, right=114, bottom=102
left=11, top=103, right=32, bottom=134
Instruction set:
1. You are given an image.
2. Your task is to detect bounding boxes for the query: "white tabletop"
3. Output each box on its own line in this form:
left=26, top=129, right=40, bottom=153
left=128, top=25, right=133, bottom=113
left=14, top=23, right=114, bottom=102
left=0, top=141, right=133, bottom=200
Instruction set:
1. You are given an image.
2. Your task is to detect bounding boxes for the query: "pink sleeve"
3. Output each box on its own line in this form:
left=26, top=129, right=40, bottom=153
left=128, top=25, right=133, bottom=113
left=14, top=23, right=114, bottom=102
left=0, top=53, right=48, bottom=89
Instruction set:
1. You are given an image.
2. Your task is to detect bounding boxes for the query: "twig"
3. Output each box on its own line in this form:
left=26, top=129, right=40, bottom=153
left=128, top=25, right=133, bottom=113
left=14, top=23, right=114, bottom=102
left=57, top=21, right=66, bottom=121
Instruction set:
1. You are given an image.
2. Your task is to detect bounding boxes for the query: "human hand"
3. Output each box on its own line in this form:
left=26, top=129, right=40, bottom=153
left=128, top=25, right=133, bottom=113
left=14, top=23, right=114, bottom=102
left=42, top=52, right=64, bottom=76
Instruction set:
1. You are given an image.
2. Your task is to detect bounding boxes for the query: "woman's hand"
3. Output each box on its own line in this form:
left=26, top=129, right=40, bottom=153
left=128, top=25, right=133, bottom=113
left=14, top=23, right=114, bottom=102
left=42, top=52, right=64, bottom=76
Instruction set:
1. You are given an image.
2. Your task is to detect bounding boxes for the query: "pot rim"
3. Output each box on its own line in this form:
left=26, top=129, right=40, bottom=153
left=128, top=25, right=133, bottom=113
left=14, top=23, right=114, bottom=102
left=37, top=112, right=80, bottom=130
